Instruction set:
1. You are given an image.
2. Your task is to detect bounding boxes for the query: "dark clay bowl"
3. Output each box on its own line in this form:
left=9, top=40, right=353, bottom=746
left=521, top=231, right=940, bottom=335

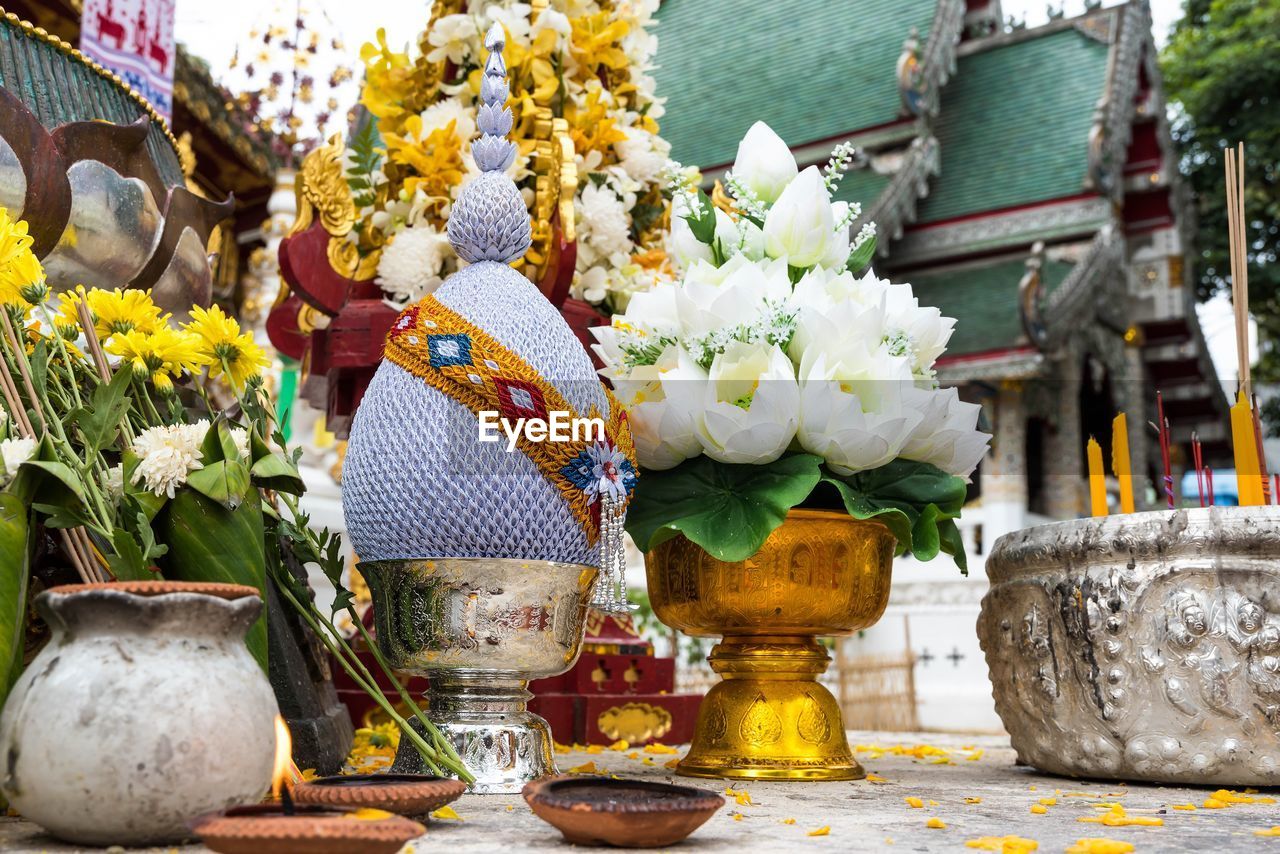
left=293, top=773, right=467, bottom=819
left=523, top=776, right=725, bottom=848
left=190, top=803, right=425, bottom=854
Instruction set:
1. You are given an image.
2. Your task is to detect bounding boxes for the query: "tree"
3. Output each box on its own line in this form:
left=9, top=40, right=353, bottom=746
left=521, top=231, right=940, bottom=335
left=1161, top=0, right=1280, bottom=384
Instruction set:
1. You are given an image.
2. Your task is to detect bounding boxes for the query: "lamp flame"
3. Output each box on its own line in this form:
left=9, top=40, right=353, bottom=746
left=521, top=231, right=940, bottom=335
left=271, top=715, right=292, bottom=800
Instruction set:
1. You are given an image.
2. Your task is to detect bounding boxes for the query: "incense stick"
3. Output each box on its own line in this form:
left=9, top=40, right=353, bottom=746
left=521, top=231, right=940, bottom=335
left=1225, top=145, right=1251, bottom=399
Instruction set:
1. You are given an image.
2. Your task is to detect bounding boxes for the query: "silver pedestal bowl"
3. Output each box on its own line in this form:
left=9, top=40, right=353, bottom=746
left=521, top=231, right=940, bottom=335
left=362, top=558, right=598, bottom=794
left=978, top=507, right=1280, bottom=785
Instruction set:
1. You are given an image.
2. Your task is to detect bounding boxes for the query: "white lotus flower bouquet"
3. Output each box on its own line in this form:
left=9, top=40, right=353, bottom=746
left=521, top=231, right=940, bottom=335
left=592, top=122, right=990, bottom=571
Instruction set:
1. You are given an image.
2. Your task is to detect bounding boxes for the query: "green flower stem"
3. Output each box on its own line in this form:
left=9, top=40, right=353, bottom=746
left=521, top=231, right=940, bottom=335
left=273, top=577, right=469, bottom=780
left=347, top=610, right=468, bottom=772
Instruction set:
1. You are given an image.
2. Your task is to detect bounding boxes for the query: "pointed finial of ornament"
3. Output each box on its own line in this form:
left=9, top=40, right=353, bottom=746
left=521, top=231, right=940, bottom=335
left=446, top=22, right=531, bottom=263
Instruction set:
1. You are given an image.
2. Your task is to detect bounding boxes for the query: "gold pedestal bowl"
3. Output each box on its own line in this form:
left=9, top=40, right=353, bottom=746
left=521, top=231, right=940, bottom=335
left=646, top=510, right=895, bottom=781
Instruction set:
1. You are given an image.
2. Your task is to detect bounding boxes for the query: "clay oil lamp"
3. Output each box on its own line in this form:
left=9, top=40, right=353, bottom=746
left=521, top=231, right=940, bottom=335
left=191, top=717, right=425, bottom=854
left=523, top=776, right=725, bottom=848
left=293, top=773, right=466, bottom=820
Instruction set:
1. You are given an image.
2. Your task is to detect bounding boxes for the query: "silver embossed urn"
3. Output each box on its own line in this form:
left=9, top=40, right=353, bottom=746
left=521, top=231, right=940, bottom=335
left=978, top=507, right=1280, bottom=785
left=341, top=26, right=635, bottom=794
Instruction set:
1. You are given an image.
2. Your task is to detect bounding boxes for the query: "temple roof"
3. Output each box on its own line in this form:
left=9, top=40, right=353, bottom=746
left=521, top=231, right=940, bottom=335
left=913, top=256, right=1073, bottom=359
left=916, top=26, right=1112, bottom=224
left=654, top=0, right=939, bottom=169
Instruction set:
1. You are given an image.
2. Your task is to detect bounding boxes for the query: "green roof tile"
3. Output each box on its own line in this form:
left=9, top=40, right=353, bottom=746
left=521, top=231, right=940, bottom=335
left=834, top=167, right=891, bottom=210
left=911, top=257, right=1073, bottom=356
left=653, top=0, right=937, bottom=170
left=915, top=28, right=1111, bottom=224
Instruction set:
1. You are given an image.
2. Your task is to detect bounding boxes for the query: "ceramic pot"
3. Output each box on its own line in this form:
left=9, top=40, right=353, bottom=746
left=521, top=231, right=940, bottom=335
left=979, top=507, right=1280, bottom=785
left=646, top=509, right=895, bottom=781
left=523, top=776, right=724, bottom=848
left=0, top=581, right=279, bottom=845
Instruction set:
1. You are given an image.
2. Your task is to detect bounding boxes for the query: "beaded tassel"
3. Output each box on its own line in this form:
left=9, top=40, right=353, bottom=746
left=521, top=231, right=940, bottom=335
left=591, top=490, right=632, bottom=613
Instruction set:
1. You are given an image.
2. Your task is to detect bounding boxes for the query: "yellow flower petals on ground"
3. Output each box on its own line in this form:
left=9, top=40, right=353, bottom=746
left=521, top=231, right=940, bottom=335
left=643, top=743, right=679, bottom=754
left=1211, top=788, right=1276, bottom=805
left=1030, top=804, right=1047, bottom=815
left=865, top=773, right=888, bottom=783
left=1255, top=827, right=1280, bottom=837
left=1065, top=840, right=1134, bottom=854
left=553, top=742, right=571, bottom=754
left=906, top=796, right=924, bottom=808
left=732, top=813, right=744, bottom=822
left=781, top=818, right=796, bottom=825
left=926, top=817, right=947, bottom=829
left=1203, top=797, right=1227, bottom=809
left=964, top=797, right=983, bottom=804
left=664, top=758, right=680, bottom=769
left=965, top=836, right=1038, bottom=854
left=1038, top=798, right=1057, bottom=806
left=586, top=744, right=604, bottom=754
left=1170, top=803, right=1196, bottom=811
left=1076, top=804, right=1161, bottom=827
left=568, top=761, right=598, bottom=774
left=430, top=805, right=462, bottom=821
left=344, top=808, right=395, bottom=821
left=807, top=826, right=830, bottom=836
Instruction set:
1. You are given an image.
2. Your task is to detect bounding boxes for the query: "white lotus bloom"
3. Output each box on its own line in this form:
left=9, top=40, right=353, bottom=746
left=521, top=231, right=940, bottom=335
left=694, top=341, right=799, bottom=464
left=615, top=346, right=707, bottom=470
left=591, top=283, right=682, bottom=378
left=676, top=255, right=790, bottom=340
left=883, top=282, right=956, bottom=375
left=426, top=15, right=478, bottom=64
left=0, top=437, right=36, bottom=479
left=131, top=424, right=206, bottom=499
left=763, top=166, right=834, bottom=268
left=376, top=226, right=452, bottom=303
left=797, top=348, right=922, bottom=475
left=732, top=121, right=798, bottom=204
left=901, top=387, right=990, bottom=478
left=712, top=209, right=766, bottom=262
left=821, top=202, right=852, bottom=270
left=789, top=272, right=888, bottom=366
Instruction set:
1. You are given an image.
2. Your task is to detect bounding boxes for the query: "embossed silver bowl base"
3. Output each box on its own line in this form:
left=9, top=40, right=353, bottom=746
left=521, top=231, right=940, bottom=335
left=391, top=674, right=556, bottom=795
left=362, top=558, right=597, bottom=794
left=979, top=507, right=1280, bottom=786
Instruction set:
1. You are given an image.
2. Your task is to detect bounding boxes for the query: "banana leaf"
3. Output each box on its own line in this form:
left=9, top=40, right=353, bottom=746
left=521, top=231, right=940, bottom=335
left=0, top=492, right=30, bottom=710
left=159, top=488, right=268, bottom=671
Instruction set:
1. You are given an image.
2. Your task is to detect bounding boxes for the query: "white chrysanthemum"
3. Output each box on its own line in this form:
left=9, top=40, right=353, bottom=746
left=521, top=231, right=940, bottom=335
left=230, top=428, right=251, bottom=459
left=131, top=424, right=205, bottom=498
left=104, top=463, right=124, bottom=498
left=418, top=96, right=476, bottom=146
left=426, top=14, right=478, bottom=65
left=483, top=3, right=532, bottom=46
left=616, top=126, right=670, bottom=184
left=0, top=437, right=36, bottom=479
left=577, top=183, right=632, bottom=267
left=0, top=406, right=8, bottom=427
left=376, top=226, right=453, bottom=303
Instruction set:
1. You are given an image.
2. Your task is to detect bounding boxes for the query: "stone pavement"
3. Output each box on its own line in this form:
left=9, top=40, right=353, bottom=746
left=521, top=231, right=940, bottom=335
left=2, top=731, right=1277, bottom=852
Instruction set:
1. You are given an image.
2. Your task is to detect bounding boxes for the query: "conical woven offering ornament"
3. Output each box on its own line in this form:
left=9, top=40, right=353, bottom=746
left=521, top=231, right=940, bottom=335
left=342, top=25, right=637, bottom=793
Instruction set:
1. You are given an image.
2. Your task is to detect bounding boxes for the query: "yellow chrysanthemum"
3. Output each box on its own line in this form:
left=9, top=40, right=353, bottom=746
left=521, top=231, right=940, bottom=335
left=359, top=28, right=415, bottom=129
left=84, top=288, right=165, bottom=339
left=0, top=208, right=45, bottom=308
left=183, top=305, right=270, bottom=390
left=106, top=327, right=209, bottom=391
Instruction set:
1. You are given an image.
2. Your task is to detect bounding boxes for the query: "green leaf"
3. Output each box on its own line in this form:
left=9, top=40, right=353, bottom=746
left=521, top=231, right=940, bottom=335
left=938, top=517, right=968, bottom=576
left=160, top=489, right=268, bottom=670
left=68, top=369, right=132, bottom=454
left=122, top=453, right=167, bottom=521
left=684, top=189, right=718, bottom=245
left=845, top=233, right=877, bottom=275
left=0, top=492, right=30, bottom=709
left=106, top=527, right=153, bottom=581
left=251, top=452, right=305, bottom=495
left=20, top=460, right=87, bottom=504
left=626, top=453, right=823, bottom=561
left=30, top=500, right=93, bottom=530
left=185, top=459, right=252, bottom=510
left=822, top=459, right=968, bottom=572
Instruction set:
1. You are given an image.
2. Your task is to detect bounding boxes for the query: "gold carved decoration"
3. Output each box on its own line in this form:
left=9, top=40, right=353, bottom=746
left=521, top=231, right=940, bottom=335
left=289, top=134, right=378, bottom=282
left=596, top=702, right=673, bottom=743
